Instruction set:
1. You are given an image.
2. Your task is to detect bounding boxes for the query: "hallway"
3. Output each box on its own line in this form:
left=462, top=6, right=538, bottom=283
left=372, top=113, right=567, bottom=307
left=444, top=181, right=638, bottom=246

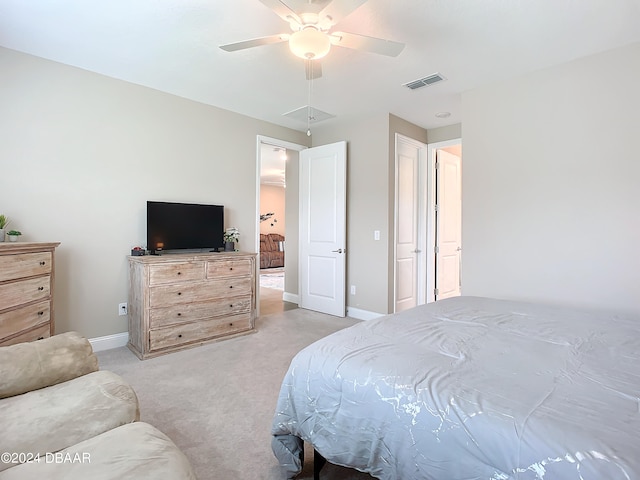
left=259, top=269, right=297, bottom=316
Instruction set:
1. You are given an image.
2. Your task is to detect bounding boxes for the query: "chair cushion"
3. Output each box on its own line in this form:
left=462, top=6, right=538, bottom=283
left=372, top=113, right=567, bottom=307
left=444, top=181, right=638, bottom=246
left=0, top=370, right=139, bottom=472
left=0, top=331, right=98, bottom=399
left=0, top=422, right=195, bottom=480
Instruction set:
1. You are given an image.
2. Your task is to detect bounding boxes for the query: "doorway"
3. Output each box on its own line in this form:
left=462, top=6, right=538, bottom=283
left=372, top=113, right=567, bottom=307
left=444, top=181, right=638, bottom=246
left=433, top=145, right=462, bottom=300
left=256, top=136, right=305, bottom=316
left=394, top=135, right=462, bottom=311
left=426, top=139, right=462, bottom=303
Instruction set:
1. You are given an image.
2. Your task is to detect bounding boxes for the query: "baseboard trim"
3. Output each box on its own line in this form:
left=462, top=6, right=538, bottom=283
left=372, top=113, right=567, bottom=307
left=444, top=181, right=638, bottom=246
left=346, top=307, right=384, bottom=321
left=282, top=292, right=299, bottom=304
left=89, top=332, right=129, bottom=352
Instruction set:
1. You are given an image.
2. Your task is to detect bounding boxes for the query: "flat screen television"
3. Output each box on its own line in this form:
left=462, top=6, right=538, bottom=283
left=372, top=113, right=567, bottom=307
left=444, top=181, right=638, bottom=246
left=147, top=201, right=224, bottom=254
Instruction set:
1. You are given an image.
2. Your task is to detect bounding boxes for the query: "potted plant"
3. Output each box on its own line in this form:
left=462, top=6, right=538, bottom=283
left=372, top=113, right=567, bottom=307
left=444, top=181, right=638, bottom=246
left=0, top=215, right=8, bottom=243
left=6, top=230, right=22, bottom=242
left=223, top=227, right=239, bottom=252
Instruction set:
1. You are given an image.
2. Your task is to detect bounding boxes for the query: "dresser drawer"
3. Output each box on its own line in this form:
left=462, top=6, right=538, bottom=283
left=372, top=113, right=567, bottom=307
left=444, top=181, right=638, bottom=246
left=149, top=313, right=252, bottom=351
left=149, top=277, right=253, bottom=308
left=0, top=300, right=50, bottom=339
left=149, top=295, right=252, bottom=329
left=207, top=258, right=253, bottom=278
left=149, top=262, right=205, bottom=286
left=0, top=252, right=52, bottom=282
left=0, top=277, right=51, bottom=311
left=0, top=323, right=50, bottom=347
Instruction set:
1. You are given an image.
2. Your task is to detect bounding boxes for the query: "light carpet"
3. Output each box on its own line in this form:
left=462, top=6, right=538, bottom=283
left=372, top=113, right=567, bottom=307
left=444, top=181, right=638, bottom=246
left=96, top=309, right=372, bottom=480
left=260, top=272, right=284, bottom=290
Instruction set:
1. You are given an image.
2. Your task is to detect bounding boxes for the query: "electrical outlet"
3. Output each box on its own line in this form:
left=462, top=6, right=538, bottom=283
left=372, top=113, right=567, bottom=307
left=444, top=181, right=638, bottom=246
left=118, top=303, right=128, bottom=316
left=350, top=285, right=356, bottom=295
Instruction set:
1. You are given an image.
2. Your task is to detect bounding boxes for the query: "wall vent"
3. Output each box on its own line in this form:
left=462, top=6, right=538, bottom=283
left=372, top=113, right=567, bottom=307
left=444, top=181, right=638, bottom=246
left=403, top=73, right=446, bottom=90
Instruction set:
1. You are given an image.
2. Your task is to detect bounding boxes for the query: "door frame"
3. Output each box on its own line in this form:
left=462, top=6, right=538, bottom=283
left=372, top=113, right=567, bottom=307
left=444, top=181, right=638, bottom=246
left=426, top=137, right=462, bottom=303
left=255, top=135, right=307, bottom=315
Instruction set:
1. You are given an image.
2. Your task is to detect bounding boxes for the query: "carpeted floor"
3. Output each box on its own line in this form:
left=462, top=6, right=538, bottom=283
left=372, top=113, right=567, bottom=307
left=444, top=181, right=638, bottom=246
left=96, top=308, right=372, bottom=480
left=260, top=271, right=284, bottom=290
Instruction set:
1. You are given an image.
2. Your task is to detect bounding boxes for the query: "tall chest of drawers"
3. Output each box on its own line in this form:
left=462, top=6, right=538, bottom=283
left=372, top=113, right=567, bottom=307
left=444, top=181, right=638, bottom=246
left=0, top=242, right=60, bottom=346
left=128, top=251, right=257, bottom=359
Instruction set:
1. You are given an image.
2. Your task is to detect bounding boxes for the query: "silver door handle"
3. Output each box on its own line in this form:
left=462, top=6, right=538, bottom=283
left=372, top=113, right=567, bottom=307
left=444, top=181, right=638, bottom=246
left=332, top=249, right=343, bottom=254
left=456, top=247, right=462, bottom=251
left=413, top=249, right=422, bottom=253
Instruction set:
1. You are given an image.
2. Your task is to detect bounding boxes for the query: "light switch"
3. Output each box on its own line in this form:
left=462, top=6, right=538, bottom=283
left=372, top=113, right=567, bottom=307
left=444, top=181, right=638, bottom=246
left=374, top=230, right=380, bottom=241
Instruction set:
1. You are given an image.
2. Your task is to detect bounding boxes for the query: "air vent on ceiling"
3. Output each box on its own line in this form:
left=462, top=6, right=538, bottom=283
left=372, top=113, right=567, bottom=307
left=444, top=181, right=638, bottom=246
left=403, top=73, right=446, bottom=90
left=282, top=105, right=335, bottom=124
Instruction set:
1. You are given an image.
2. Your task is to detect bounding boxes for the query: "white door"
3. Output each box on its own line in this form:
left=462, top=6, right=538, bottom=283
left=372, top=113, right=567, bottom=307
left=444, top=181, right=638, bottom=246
left=299, top=141, right=347, bottom=317
left=435, top=149, right=462, bottom=300
left=394, top=135, right=425, bottom=312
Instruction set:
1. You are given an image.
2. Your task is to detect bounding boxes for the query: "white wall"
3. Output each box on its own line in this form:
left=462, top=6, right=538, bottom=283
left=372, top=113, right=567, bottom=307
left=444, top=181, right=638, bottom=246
left=0, top=47, right=309, bottom=338
left=461, top=42, right=640, bottom=315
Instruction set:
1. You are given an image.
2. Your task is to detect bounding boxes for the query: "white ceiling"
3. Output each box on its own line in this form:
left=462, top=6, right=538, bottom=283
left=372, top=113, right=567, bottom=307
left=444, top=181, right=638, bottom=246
left=1, top=0, right=639, bottom=135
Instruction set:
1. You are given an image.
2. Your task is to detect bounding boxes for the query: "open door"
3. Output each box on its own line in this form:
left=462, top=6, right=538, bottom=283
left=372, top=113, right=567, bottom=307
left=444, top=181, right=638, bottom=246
left=299, top=141, right=347, bottom=317
left=435, top=148, right=462, bottom=300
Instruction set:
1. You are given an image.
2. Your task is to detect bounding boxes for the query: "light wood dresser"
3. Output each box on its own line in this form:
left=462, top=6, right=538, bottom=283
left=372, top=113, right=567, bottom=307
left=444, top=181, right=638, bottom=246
left=0, top=242, right=60, bottom=346
left=127, top=251, right=257, bottom=359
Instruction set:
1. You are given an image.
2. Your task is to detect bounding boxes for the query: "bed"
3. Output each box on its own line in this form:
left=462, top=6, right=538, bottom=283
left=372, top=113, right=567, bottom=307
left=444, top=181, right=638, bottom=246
left=271, top=296, right=639, bottom=479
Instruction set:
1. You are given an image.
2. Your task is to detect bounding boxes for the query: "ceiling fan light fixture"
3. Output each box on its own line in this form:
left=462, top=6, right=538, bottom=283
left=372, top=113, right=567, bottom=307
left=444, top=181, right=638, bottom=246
left=289, top=27, right=331, bottom=60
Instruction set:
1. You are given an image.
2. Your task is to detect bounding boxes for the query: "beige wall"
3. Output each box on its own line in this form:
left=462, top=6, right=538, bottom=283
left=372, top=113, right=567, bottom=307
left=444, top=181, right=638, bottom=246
left=313, top=113, right=435, bottom=315
left=313, top=114, right=391, bottom=314
left=427, top=124, right=462, bottom=144
left=0, top=47, right=309, bottom=338
left=461, top=42, right=640, bottom=315
left=259, top=185, right=285, bottom=235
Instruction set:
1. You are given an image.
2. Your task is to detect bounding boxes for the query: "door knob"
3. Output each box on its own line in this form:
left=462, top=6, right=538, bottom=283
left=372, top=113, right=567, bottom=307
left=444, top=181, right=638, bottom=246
left=456, top=247, right=462, bottom=251
left=332, top=248, right=343, bottom=254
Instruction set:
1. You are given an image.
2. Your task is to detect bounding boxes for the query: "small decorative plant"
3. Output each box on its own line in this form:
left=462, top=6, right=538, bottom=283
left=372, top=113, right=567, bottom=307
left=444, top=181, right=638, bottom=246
left=0, top=215, right=9, bottom=229
left=223, top=227, right=240, bottom=243
left=6, top=230, right=22, bottom=242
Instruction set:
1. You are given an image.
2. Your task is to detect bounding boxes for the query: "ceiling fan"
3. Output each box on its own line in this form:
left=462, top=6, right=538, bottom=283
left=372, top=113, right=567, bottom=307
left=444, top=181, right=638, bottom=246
left=219, top=0, right=405, bottom=79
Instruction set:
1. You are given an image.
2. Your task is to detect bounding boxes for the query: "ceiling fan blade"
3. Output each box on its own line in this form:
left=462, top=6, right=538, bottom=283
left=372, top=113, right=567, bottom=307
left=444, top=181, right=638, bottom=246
left=219, top=34, right=288, bottom=52
left=330, top=31, right=405, bottom=57
left=318, top=0, right=367, bottom=29
left=305, top=60, right=323, bottom=80
left=259, top=0, right=302, bottom=27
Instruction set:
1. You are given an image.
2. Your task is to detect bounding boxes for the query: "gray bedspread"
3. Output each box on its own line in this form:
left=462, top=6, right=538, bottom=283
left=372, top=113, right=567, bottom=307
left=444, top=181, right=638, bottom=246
left=271, top=296, right=639, bottom=479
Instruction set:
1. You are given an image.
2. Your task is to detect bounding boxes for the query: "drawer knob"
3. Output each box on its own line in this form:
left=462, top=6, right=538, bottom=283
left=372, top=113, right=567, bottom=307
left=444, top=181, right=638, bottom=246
left=229, top=304, right=233, bottom=308
left=40, top=261, right=46, bottom=266
left=178, top=334, right=182, bottom=338
left=177, top=292, right=182, bottom=295
left=38, top=311, right=44, bottom=316
left=229, top=267, right=233, bottom=271
left=37, top=337, right=45, bottom=340
left=229, top=285, right=233, bottom=289
left=177, top=312, right=182, bottom=316
left=38, top=286, right=44, bottom=291
left=177, top=272, right=181, bottom=275
left=229, top=323, right=233, bottom=327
